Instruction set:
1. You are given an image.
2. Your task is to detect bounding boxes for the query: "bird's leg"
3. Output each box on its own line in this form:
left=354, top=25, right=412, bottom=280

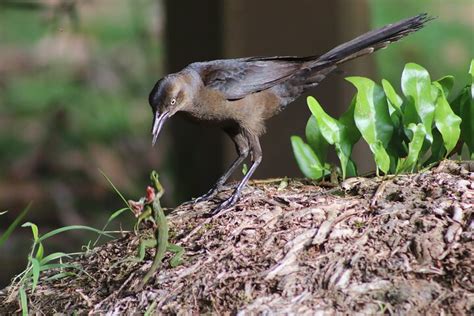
left=210, top=133, right=262, bottom=215
left=193, top=132, right=249, bottom=203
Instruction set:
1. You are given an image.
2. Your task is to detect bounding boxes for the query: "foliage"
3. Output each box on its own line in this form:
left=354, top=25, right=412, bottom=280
left=6, top=169, right=135, bottom=314
left=6, top=168, right=176, bottom=313
left=292, top=60, right=473, bottom=179
left=0, top=203, right=32, bottom=248
left=9, top=221, right=115, bottom=314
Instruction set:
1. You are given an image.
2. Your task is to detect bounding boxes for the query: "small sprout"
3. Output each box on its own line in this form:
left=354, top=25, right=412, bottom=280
left=277, top=178, right=288, bottom=191
left=354, top=220, right=366, bottom=229
left=242, top=163, right=248, bottom=175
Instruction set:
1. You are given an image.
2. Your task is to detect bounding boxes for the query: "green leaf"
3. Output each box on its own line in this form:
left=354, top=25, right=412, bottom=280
left=347, top=77, right=394, bottom=146
left=451, top=86, right=468, bottom=116
left=435, top=75, right=455, bottom=97
left=39, top=225, right=113, bottom=242
left=463, top=60, right=474, bottom=156
left=382, top=79, right=403, bottom=115
left=397, top=123, right=426, bottom=173
left=19, top=286, right=28, bottom=316
left=31, top=258, right=40, bottom=292
left=22, top=222, right=39, bottom=242
left=241, top=163, right=248, bottom=176
left=305, top=116, right=329, bottom=163
left=93, top=207, right=130, bottom=247
left=36, top=263, right=82, bottom=272
left=44, top=272, right=76, bottom=282
left=40, top=252, right=71, bottom=265
left=451, top=62, right=474, bottom=157
left=0, top=203, right=32, bottom=248
left=338, top=99, right=361, bottom=178
left=401, top=63, right=436, bottom=143
left=145, top=301, right=158, bottom=316
left=372, top=141, right=391, bottom=175
left=307, top=97, right=359, bottom=179
left=402, top=98, right=420, bottom=127
left=99, top=169, right=130, bottom=210
left=35, top=243, right=44, bottom=261
left=433, top=82, right=461, bottom=154
left=346, top=159, right=358, bottom=178
left=104, top=207, right=130, bottom=224
left=307, top=97, right=341, bottom=145
left=382, top=80, right=407, bottom=166
left=460, top=89, right=474, bottom=156
left=291, top=136, right=325, bottom=179
left=461, top=143, right=471, bottom=160
left=339, top=97, right=361, bottom=146
left=470, top=59, right=474, bottom=90
left=347, top=77, right=393, bottom=174
left=426, top=129, right=446, bottom=165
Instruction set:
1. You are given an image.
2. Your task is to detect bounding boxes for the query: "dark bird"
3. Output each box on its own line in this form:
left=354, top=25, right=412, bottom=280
left=148, top=14, right=432, bottom=215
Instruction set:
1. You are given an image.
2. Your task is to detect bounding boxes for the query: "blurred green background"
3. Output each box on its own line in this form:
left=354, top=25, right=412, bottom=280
left=371, top=0, right=473, bottom=89
left=0, top=0, right=472, bottom=286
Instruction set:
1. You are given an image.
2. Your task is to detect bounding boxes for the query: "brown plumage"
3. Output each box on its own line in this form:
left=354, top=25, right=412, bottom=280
left=148, top=14, right=433, bottom=214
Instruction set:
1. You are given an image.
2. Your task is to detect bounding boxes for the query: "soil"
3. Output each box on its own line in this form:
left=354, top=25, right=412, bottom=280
left=0, top=160, right=473, bottom=315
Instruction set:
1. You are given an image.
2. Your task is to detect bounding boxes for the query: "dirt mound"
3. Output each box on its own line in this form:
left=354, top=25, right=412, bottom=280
left=1, top=160, right=473, bottom=314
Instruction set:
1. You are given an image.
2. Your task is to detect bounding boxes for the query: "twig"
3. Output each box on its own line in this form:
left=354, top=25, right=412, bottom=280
left=370, top=179, right=391, bottom=209
left=93, top=272, right=136, bottom=311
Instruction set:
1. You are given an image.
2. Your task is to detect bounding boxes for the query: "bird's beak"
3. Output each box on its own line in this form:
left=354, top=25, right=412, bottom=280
left=151, top=110, right=170, bottom=146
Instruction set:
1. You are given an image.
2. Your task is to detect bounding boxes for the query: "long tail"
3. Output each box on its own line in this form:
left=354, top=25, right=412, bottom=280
left=276, top=13, right=433, bottom=106
left=313, top=13, right=433, bottom=67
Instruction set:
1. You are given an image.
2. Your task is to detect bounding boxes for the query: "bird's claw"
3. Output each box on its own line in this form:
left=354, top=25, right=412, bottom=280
left=192, top=184, right=227, bottom=204
left=192, top=191, right=215, bottom=204
left=209, top=193, right=239, bottom=216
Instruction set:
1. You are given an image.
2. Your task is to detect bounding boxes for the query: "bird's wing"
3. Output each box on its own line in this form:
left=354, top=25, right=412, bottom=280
left=190, top=56, right=316, bottom=100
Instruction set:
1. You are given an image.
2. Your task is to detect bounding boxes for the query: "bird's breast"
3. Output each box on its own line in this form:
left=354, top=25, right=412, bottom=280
left=183, top=88, right=282, bottom=135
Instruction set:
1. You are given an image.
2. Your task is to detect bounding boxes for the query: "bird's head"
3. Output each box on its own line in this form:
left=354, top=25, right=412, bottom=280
left=148, top=74, right=194, bottom=146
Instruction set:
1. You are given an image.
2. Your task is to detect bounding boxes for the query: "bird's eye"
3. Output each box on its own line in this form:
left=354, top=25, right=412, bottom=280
left=170, top=98, right=176, bottom=105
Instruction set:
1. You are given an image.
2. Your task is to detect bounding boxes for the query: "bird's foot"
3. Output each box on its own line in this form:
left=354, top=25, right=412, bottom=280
left=192, top=188, right=219, bottom=204
left=208, top=192, right=240, bottom=216
left=193, top=182, right=232, bottom=204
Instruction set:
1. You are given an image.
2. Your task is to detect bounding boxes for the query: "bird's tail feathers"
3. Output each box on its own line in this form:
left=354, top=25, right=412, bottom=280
left=310, top=13, right=433, bottom=68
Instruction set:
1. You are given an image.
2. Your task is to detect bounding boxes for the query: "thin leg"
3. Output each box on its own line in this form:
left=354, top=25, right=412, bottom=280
left=193, top=131, right=249, bottom=203
left=210, top=133, right=262, bottom=215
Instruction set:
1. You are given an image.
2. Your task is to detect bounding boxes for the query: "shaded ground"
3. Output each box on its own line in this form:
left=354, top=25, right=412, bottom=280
left=1, top=160, right=473, bottom=314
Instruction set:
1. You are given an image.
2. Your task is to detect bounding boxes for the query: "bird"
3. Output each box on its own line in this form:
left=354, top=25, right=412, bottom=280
left=148, top=13, right=432, bottom=215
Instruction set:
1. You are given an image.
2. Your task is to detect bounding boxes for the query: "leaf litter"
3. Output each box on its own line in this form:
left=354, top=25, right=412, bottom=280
left=0, top=160, right=472, bottom=314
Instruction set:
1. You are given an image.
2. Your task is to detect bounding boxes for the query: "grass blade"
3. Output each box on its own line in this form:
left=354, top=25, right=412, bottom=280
left=19, top=286, right=28, bottom=316
left=93, top=207, right=130, bottom=247
left=40, top=252, right=71, bottom=265
left=21, top=222, right=39, bottom=242
left=38, top=263, right=82, bottom=272
left=0, top=203, right=32, bottom=248
left=99, top=169, right=130, bottom=209
left=31, top=258, right=40, bottom=292
left=44, top=272, right=76, bottom=282
left=39, top=225, right=113, bottom=242
left=35, top=243, right=44, bottom=261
